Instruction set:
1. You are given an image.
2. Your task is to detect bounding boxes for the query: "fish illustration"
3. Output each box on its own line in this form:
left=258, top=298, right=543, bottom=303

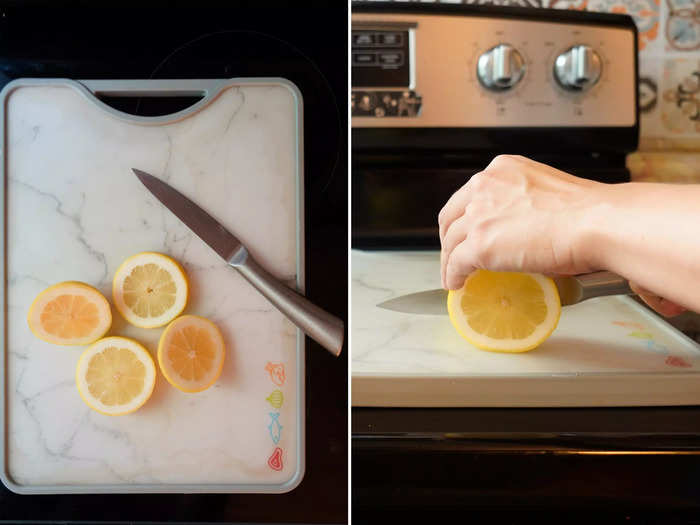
left=266, top=390, right=284, bottom=409
left=646, top=338, right=669, bottom=355
left=265, top=362, right=286, bottom=386
left=268, top=447, right=283, bottom=471
left=268, top=412, right=283, bottom=444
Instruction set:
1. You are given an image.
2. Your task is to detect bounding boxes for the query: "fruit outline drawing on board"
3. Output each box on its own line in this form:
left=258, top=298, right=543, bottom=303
left=268, top=447, right=283, bottom=471
left=266, top=390, right=284, bottom=409
left=612, top=319, right=693, bottom=368
left=265, top=362, right=286, bottom=386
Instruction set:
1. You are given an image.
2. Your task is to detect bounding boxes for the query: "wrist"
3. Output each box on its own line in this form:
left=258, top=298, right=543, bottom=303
left=571, top=182, right=624, bottom=272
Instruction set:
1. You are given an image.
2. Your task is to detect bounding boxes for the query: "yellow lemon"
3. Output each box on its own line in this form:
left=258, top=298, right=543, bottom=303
left=157, top=315, right=225, bottom=393
left=112, top=252, right=188, bottom=328
left=76, top=336, right=156, bottom=416
left=447, top=270, right=561, bottom=353
left=27, top=281, right=112, bottom=346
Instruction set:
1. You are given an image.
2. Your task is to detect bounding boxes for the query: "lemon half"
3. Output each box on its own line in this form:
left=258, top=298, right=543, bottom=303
left=157, top=315, right=225, bottom=393
left=76, top=336, right=156, bottom=416
left=28, top=281, right=112, bottom=346
left=447, top=270, right=561, bottom=353
left=112, top=252, right=189, bottom=328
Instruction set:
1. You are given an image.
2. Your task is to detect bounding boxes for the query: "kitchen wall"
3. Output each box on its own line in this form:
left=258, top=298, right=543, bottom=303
left=363, top=0, right=700, bottom=182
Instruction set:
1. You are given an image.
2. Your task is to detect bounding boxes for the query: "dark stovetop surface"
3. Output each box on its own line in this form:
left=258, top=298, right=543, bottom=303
left=0, top=4, right=347, bottom=524
left=353, top=407, right=700, bottom=522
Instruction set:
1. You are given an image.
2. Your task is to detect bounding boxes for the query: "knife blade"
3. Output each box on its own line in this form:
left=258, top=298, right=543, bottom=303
left=376, top=272, right=634, bottom=315
left=132, top=168, right=344, bottom=356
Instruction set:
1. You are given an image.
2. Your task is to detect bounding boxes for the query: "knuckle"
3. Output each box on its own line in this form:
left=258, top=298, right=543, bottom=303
left=463, top=204, right=482, bottom=226
left=468, top=172, right=486, bottom=190
left=462, top=204, right=475, bottom=221
left=466, top=197, right=485, bottom=214
left=489, top=154, right=512, bottom=168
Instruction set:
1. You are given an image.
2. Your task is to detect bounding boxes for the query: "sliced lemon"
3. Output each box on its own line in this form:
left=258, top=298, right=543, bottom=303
left=447, top=270, right=561, bottom=353
left=112, top=252, right=189, bottom=328
left=157, top=315, right=225, bottom=393
left=27, top=281, right=112, bottom=346
left=76, top=336, right=156, bottom=416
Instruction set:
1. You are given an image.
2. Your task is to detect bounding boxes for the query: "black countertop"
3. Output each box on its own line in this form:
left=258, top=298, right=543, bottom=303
left=0, top=4, right=348, bottom=523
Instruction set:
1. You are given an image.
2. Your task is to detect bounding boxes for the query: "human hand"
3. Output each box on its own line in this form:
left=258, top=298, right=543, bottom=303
left=629, top=281, right=686, bottom=317
left=438, top=155, right=605, bottom=290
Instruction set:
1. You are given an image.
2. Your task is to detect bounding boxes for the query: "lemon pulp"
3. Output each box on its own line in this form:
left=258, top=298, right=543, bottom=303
left=447, top=270, right=561, bottom=353
left=112, top=252, right=188, bottom=328
left=158, top=315, right=225, bottom=393
left=76, top=336, right=156, bottom=415
left=28, top=282, right=112, bottom=346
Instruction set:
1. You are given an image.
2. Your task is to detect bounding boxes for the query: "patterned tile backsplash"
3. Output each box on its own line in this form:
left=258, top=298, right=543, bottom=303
left=361, top=0, right=700, bottom=180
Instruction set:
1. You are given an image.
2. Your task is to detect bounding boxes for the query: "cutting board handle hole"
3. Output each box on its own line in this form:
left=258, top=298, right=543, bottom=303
left=95, top=95, right=205, bottom=117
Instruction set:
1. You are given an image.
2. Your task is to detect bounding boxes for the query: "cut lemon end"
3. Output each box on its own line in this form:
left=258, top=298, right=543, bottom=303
left=27, top=281, right=112, bottom=346
left=158, top=315, right=225, bottom=393
left=76, top=336, right=156, bottom=416
left=447, top=270, right=561, bottom=353
left=112, top=252, right=189, bottom=328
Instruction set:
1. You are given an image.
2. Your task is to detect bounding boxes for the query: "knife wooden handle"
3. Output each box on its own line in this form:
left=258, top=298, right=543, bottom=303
left=232, top=251, right=344, bottom=357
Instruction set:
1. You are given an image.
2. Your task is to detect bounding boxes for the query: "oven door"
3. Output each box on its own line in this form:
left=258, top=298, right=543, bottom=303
left=352, top=151, right=630, bottom=249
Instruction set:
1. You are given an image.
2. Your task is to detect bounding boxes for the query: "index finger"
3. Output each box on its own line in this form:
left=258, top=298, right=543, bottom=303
left=438, top=176, right=477, bottom=242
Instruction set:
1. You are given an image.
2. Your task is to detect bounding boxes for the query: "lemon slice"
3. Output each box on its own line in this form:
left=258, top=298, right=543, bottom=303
left=157, top=315, right=225, bottom=393
left=112, top=252, right=188, bottom=328
left=447, top=270, right=561, bottom=353
left=76, top=336, right=156, bottom=416
left=27, top=281, right=112, bottom=346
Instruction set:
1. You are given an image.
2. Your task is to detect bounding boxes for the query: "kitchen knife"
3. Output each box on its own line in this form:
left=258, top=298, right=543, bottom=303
left=132, top=168, right=344, bottom=357
left=377, top=272, right=634, bottom=315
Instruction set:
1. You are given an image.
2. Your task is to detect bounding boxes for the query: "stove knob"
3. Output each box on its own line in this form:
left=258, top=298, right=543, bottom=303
left=554, top=45, right=602, bottom=92
left=476, top=44, right=526, bottom=91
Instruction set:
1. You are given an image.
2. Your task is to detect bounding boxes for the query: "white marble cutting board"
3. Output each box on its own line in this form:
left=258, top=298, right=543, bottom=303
left=352, top=250, right=700, bottom=407
left=2, top=79, right=303, bottom=493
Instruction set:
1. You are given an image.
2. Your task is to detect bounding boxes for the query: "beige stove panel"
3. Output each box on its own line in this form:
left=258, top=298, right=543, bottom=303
left=352, top=13, right=636, bottom=128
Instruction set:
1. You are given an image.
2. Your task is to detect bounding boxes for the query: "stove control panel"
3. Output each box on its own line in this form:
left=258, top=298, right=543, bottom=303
left=351, top=12, right=636, bottom=128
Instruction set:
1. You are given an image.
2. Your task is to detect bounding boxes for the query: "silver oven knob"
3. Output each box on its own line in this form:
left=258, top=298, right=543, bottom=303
left=554, top=45, right=602, bottom=92
left=476, top=44, right=525, bottom=91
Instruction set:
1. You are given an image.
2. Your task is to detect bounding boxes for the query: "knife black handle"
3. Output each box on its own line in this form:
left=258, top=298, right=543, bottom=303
left=232, top=250, right=344, bottom=357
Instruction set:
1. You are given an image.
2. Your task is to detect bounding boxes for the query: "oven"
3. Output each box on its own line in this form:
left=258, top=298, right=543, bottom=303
left=351, top=2, right=700, bottom=520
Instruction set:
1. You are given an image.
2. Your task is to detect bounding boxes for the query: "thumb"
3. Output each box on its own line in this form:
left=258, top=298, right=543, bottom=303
left=629, top=281, right=686, bottom=318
